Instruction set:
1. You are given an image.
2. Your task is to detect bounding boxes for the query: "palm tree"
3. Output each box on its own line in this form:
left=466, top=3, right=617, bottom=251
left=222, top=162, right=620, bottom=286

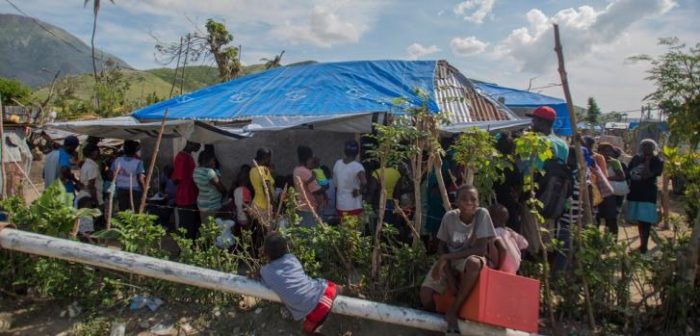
left=260, top=50, right=285, bottom=69
left=84, top=0, right=115, bottom=109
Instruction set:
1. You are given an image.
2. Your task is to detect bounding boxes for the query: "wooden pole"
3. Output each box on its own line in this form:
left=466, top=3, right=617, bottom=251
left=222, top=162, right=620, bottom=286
left=553, top=24, right=593, bottom=226
left=105, top=164, right=120, bottom=230
left=0, top=227, right=530, bottom=336
left=0, top=94, right=6, bottom=199
left=139, top=110, right=169, bottom=213
left=553, top=23, right=597, bottom=331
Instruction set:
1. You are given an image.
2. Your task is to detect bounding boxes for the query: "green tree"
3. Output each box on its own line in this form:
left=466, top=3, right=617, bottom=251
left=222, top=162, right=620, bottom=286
left=631, top=37, right=700, bottom=146
left=95, top=58, right=131, bottom=117
left=585, top=97, right=601, bottom=124
left=84, top=0, right=115, bottom=110
left=450, top=127, right=511, bottom=203
left=155, top=19, right=241, bottom=82
left=0, top=77, right=31, bottom=105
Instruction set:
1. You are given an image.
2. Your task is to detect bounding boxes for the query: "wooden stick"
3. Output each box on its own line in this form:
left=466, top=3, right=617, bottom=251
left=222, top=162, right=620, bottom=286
left=274, top=183, right=288, bottom=221
left=393, top=199, right=420, bottom=239
left=553, top=23, right=596, bottom=331
left=294, top=176, right=323, bottom=225
left=293, top=175, right=354, bottom=280
left=129, top=174, right=135, bottom=212
left=139, top=110, right=169, bottom=213
left=553, top=24, right=593, bottom=227
left=0, top=94, right=6, bottom=199
left=660, top=173, right=670, bottom=230
left=105, top=163, right=120, bottom=230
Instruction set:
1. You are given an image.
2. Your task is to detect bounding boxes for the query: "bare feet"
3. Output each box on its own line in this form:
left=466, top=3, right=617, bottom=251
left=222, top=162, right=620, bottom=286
left=445, top=311, right=459, bottom=333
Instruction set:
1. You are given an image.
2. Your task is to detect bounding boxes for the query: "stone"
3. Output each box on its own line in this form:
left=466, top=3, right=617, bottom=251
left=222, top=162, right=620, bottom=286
left=150, top=323, right=177, bottom=336
left=109, top=321, right=126, bottom=336
left=0, top=313, right=13, bottom=332
left=179, top=322, right=194, bottom=334
left=139, top=319, right=150, bottom=329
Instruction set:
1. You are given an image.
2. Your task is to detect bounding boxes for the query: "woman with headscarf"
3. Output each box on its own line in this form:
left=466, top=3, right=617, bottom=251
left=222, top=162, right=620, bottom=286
left=626, top=139, right=663, bottom=253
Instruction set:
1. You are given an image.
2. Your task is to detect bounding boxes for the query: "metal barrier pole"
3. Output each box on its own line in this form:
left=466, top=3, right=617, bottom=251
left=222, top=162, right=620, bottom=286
left=0, top=228, right=529, bottom=336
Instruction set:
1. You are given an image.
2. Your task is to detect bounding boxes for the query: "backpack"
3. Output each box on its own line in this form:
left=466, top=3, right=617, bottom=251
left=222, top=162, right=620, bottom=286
left=536, top=159, right=573, bottom=219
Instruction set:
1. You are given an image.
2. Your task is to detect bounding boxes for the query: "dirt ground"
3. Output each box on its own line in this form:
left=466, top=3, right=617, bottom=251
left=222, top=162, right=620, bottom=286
left=0, top=297, right=439, bottom=336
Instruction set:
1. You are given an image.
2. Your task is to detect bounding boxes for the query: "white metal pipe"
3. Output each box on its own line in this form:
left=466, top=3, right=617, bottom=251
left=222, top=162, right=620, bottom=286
left=0, top=228, right=530, bottom=336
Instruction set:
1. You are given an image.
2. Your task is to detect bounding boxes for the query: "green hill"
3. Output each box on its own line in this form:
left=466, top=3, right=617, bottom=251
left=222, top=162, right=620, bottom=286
left=145, top=64, right=270, bottom=91
left=33, top=64, right=284, bottom=107
left=0, top=13, right=131, bottom=87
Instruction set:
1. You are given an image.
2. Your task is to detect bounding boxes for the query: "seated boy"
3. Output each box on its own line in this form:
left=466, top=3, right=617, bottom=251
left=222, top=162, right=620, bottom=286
left=419, top=185, right=496, bottom=333
left=260, top=232, right=341, bottom=335
left=488, top=203, right=528, bottom=274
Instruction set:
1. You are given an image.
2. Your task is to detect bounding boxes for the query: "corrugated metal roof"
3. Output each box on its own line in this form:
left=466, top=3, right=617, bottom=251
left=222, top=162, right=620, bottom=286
left=434, top=60, right=517, bottom=125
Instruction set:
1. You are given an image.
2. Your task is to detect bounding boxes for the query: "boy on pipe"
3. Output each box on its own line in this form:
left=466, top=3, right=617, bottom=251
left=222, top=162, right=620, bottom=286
left=259, top=232, right=343, bottom=335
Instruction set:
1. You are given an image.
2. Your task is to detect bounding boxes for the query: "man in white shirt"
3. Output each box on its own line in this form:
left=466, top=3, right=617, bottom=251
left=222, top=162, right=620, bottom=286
left=332, top=140, right=367, bottom=224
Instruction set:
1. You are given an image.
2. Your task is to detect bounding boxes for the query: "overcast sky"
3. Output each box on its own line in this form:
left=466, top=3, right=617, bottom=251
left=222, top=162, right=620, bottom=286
left=2, top=0, right=698, bottom=116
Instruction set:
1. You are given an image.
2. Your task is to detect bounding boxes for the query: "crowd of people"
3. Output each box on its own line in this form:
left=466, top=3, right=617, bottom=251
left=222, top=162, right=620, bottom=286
left=38, top=105, right=665, bottom=334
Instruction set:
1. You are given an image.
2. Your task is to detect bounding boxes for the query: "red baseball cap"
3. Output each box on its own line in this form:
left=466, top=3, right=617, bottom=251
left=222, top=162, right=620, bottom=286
left=526, top=106, right=557, bottom=122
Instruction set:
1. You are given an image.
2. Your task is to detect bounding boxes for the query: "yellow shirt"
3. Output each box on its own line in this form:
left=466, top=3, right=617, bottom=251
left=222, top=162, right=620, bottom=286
left=250, top=166, right=274, bottom=209
left=372, top=167, right=401, bottom=199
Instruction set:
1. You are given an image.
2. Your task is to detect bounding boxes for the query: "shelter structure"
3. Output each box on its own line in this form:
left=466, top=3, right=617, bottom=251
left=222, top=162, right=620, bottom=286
left=472, top=81, right=573, bottom=136
left=51, top=60, right=527, bottom=183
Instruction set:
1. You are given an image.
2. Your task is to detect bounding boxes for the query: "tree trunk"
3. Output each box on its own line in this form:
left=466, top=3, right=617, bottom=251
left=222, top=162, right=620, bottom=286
left=91, top=8, right=100, bottom=110
left=661, top=173, right=670, bottom=229
left=465, top=168, right=475, bottom=186
left=371, top=163, right=388, bottom=279
left=433, top=157, right=451, bottom=212
left=411, top=154, right=423, bottom=248
left=682, top=194, right=700, bottom=285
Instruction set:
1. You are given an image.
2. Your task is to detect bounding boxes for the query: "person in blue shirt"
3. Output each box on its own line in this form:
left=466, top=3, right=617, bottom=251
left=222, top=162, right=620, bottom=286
left=58, top=136, right=80, bottom=192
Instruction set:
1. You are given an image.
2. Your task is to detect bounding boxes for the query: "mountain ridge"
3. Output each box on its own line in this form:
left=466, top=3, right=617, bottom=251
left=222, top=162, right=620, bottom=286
left=0, top=13, right=131, bottom=87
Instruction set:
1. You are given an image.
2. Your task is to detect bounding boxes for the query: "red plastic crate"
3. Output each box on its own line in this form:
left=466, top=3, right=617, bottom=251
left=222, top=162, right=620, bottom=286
left=433, top=267, right=540, bottom=333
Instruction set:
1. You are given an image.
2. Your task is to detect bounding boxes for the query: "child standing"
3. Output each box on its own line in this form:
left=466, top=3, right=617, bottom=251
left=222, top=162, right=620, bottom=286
left=260, top=233, right=340, bottom=335
left=488, top=204, right=528, bottom=274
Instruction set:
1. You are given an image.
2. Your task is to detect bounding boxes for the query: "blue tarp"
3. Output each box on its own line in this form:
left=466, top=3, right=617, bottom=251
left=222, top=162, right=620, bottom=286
left=473, top=82, right=572, bottom=136
left=133, top=60, right=440, bottom=121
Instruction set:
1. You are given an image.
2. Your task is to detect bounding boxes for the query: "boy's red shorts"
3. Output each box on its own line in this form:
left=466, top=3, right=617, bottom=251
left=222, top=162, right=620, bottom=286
left=302, top=281, right=337, bottom=333
left=337, top=209, right=363, bottom=224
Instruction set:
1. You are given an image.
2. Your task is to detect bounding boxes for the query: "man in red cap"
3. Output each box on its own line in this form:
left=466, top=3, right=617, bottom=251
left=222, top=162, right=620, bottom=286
left=526, top=106, right=569, bottom=166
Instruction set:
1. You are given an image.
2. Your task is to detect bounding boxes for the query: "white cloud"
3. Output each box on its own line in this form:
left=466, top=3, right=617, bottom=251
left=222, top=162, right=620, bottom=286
left=453, top=0, right=495, bottom=24
left=496, top=0, right=677, bottom=73
left=272, top=6, right=367, bottom=48
left=450, top=36, right=488, bottom=56
left=119, top=0, right=388, bottom=48
left=406, top=43, right=440, bottom=59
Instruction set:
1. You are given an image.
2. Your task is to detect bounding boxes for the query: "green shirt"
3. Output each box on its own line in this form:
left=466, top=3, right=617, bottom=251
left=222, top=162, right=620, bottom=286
left=193, top=167, right=222, bottom=211
left=607, top=158, right=623, bottom=176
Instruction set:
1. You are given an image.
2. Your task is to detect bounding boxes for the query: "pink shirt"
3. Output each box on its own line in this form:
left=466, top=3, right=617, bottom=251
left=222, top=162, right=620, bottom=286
left=293, top=166, right=321, bottom=212
left=494, top=227, right=528, bottom=274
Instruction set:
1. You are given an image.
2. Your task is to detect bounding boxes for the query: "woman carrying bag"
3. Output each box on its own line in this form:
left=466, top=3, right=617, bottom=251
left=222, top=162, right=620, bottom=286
left=596, top=143, right=626, bottom=238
